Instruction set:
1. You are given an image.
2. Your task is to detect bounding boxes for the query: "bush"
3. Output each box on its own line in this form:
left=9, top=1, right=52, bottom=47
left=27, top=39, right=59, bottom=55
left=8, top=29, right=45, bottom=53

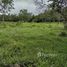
left=59, top=32, right=67, bottom=37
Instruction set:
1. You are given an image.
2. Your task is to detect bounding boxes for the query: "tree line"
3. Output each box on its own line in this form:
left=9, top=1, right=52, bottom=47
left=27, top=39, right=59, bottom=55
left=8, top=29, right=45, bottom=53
left=0, top=0, right=67, bottom=23
left=0, top=9, right=64, bottom=22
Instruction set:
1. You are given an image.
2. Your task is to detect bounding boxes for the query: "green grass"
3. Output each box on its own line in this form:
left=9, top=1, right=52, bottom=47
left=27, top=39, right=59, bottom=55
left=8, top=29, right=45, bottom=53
left=0, top=22, right=67, bottom=67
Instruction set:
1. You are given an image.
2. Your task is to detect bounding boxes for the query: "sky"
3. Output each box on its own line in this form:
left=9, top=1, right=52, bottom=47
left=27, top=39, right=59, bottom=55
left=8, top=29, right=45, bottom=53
left=11, top=0, right=48, bottom=15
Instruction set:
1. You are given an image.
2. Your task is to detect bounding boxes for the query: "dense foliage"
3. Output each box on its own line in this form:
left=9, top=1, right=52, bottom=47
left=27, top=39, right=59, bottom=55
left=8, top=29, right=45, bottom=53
left=0, top=9, right=64, bottom=22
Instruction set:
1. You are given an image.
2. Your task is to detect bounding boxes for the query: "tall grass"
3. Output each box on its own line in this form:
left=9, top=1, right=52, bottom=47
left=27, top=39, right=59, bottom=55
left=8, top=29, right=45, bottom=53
left=0, top=22, right=67, bottom=67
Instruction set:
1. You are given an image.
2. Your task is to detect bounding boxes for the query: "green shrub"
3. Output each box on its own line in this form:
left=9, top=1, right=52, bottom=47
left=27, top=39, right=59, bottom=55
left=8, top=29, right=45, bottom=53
left=59, top=32, right=67, bottom=37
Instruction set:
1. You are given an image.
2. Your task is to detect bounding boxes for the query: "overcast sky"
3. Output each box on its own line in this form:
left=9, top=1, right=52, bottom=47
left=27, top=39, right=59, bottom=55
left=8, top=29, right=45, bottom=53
left=11, top=0, right=48, bottom=15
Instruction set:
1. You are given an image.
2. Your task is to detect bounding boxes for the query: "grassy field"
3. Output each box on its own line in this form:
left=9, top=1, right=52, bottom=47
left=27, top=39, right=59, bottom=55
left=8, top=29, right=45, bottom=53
left=0, top=22, right=67, bottom=67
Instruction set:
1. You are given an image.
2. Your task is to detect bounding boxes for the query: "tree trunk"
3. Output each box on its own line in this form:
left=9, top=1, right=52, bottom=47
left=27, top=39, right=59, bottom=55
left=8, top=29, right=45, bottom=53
left=2, top=14, right=5, bottom=22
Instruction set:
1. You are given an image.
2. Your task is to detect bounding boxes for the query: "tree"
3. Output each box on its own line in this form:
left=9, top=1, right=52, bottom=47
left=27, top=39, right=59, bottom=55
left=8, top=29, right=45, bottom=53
left=48, top=0, right=67, bottom=28
left=18, top=9, right=32, bottom=22
left=32, top=10, right=63, bottom=22
left=34, top=0, right=67, bottom=28
left=0, top=0, right=14, bottom=21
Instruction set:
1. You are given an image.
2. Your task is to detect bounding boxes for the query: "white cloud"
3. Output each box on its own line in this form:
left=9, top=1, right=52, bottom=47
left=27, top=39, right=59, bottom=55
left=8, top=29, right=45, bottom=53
left=11, top=0, right=37, bottom=14
left=11, top=0, right=48, bottom=15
